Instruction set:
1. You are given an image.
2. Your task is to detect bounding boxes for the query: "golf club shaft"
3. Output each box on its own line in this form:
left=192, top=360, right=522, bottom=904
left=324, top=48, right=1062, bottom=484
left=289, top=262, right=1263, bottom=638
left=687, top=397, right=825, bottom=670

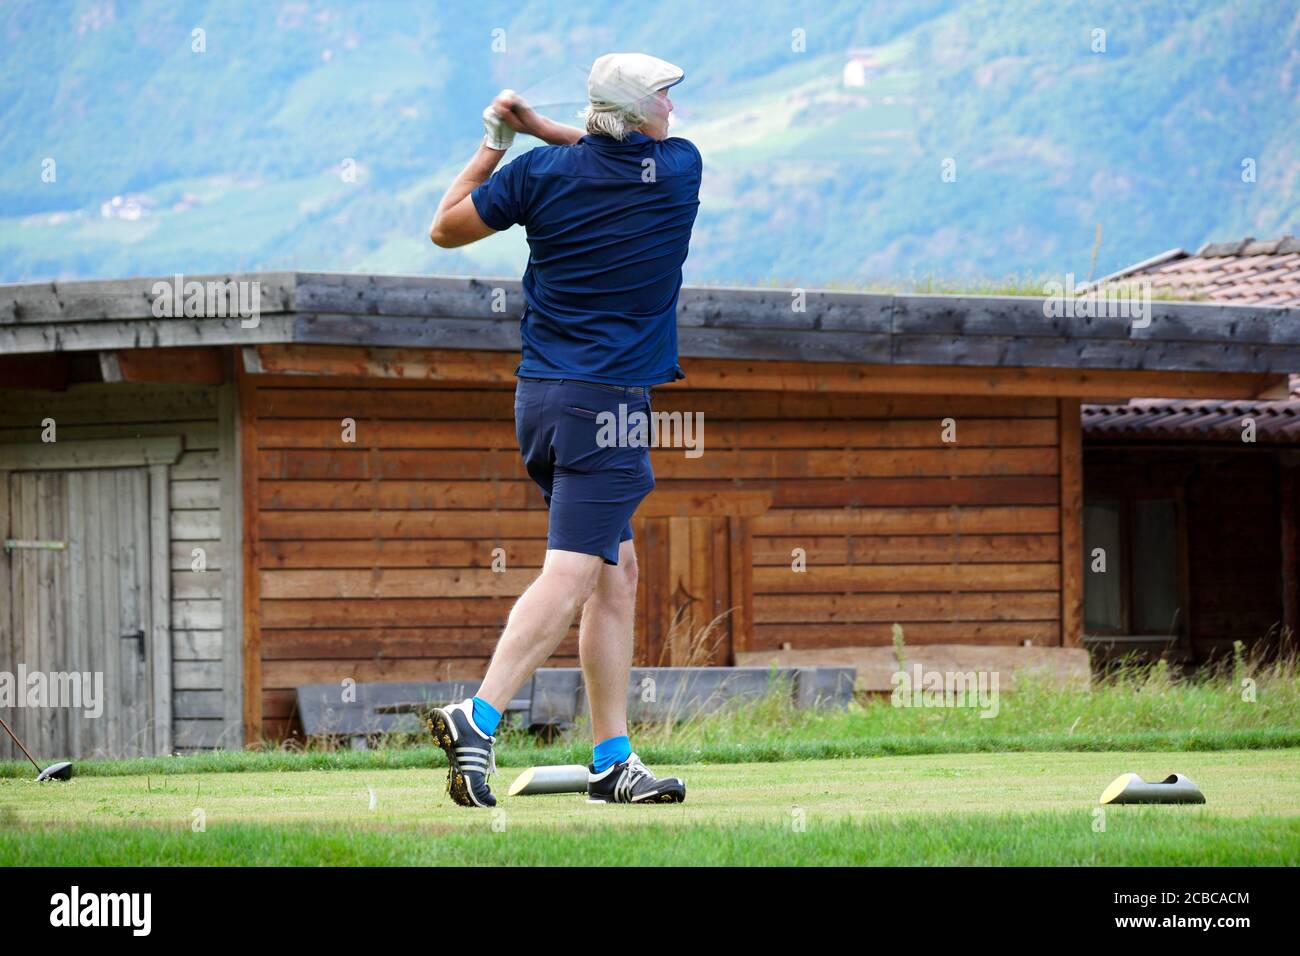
left=512, top=100, right=583, bottom=112
left=0, top=714, right=42, bottom=773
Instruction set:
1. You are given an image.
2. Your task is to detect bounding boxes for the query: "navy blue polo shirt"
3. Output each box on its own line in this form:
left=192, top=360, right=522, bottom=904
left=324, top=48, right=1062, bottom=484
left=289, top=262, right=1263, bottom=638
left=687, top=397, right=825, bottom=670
left=470, top=132, right=701, bottom=386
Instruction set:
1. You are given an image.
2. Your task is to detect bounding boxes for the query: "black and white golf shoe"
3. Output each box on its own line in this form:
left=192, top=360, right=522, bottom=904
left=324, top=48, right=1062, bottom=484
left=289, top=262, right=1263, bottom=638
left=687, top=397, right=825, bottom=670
left=587, top=752, right=686, bottom=804
left=427, top=699, right=497, bottom=808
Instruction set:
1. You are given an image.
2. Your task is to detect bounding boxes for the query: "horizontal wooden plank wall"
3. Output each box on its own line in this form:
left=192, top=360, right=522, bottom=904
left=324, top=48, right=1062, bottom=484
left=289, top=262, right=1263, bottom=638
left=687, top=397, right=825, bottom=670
left=249, top=379, right=566, bottom=740
left=735, top=391, right=1062, bottom=651
left=245, top=377, right=1064, bottom=740
left=0, top=383, right=232, bottom=751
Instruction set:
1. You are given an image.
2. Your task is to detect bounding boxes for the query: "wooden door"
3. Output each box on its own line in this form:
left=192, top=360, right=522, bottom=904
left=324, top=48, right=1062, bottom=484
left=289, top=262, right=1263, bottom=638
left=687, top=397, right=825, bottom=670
left=1, top=469, right=158, bottom=759
left=633, top=514, right=754, bottom=666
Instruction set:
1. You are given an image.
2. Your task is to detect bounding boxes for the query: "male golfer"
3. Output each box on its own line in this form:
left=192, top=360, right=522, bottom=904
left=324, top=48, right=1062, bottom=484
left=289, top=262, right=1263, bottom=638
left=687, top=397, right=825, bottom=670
left=425, top=53, right=701, bottom=806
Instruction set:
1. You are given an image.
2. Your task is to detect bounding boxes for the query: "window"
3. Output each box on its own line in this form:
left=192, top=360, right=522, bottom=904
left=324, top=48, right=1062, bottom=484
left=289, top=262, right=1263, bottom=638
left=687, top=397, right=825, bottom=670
left=1083, top=496, right=1183, bottom=637
left=1084, top=501, right=1123, bottom=632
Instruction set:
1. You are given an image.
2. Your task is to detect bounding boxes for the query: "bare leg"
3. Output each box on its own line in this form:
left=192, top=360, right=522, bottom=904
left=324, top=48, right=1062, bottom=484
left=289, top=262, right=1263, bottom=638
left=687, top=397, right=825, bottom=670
left=579, top=539, right=638, bottom=743
left=475, top=548, right=604, bottom=713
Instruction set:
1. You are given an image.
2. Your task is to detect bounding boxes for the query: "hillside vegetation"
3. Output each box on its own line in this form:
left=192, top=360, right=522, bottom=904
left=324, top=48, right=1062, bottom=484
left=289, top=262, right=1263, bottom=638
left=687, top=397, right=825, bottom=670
left=1, top=0, right=1296, bottom=284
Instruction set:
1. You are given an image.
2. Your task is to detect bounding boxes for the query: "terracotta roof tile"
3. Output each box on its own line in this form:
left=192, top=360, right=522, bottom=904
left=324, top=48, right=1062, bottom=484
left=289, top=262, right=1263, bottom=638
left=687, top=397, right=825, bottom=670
left=1084, top=398, right=1300, bottom=443
left=1082, top=238, right=1300, bottom=440
left=1080, top=237, right=1300, bottom=440
left=1091, top=235, right=1300, bottom=307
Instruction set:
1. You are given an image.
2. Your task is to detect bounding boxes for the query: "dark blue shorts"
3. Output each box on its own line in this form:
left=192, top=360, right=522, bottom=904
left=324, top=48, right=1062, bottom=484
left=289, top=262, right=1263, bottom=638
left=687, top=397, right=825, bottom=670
left=514, top=377, right=656, bottom=565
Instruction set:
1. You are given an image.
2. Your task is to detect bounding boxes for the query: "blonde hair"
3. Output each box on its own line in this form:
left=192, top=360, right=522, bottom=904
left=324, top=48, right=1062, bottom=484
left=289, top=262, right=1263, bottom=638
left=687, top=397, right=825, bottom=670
left=582, top=99, right=648, bottom=141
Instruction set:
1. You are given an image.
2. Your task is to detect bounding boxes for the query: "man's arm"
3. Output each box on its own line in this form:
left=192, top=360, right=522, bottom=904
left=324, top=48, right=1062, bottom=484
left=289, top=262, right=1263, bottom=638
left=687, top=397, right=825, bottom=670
left=428, top=92, right=581, bottom=249
left=428, top=144, right=503, bottom=249
left=493, top=91, right=584, bottom=146
left=517, top=109, right=584, bottom=146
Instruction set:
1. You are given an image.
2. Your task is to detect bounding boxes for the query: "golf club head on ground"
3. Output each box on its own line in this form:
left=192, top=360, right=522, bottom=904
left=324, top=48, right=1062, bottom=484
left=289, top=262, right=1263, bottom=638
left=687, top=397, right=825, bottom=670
left=35, top=761, right=73, bottom=782
left=1099, top=772, right=1204, bottom=804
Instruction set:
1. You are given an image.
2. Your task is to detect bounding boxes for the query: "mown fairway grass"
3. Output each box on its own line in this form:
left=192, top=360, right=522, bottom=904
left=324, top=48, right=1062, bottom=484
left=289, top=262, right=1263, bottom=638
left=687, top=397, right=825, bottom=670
left=2, top=749, right=1297, bottom=865
left=4, top=661, right=1297, bottom=780
left=4, top=664, right=1296, bottom=864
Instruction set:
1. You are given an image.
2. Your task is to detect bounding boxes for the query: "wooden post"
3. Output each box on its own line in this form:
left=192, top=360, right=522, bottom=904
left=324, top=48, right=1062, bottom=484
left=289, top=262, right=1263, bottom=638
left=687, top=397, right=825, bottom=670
left=1281, top=462, right=1298, bottom=643
left=148, top=463, right=173, bottom=754
left=237, top=366, right=262, bottom=744
left=0, top=470, right=10, bottom=762
left=1058, top=399, right=1083, bottom=647
left=218, top=382, right=244, bottom=745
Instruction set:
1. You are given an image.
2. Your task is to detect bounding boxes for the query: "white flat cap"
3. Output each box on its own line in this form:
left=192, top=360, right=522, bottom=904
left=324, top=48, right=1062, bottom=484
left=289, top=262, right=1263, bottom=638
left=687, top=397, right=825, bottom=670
left=587, top=52, right=685, bottom=112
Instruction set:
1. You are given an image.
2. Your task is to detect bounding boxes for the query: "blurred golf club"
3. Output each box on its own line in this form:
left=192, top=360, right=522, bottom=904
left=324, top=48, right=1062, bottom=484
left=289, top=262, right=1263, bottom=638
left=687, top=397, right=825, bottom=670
left=499, top=60, right=690, bottom=134
left=508, top=64, right=589, bottom=121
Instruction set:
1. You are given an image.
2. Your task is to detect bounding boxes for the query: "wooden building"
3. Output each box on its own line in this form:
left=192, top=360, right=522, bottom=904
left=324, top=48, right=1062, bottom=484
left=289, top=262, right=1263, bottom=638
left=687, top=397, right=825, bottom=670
left=1080, top=235, right=1300, bottom=665
left=1, top=272, right=1296, bottom=755
left=1082, top=400, right=1299, bottom=665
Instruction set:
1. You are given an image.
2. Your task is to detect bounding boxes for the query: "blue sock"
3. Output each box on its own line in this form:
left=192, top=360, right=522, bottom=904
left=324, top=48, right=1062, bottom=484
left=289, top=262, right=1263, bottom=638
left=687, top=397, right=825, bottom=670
left=470, top=696, right=501, bottom=736
left=592, top=735, right=631, bottom=774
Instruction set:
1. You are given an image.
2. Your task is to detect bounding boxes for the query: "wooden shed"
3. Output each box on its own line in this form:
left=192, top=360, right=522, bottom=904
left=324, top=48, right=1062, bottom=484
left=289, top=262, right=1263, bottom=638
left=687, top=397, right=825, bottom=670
left=1, top=272, right=1295, bottom=752
left=1079, top=235, right=1300, bottom=664
left=1081, top=404, right=1300, bottom=665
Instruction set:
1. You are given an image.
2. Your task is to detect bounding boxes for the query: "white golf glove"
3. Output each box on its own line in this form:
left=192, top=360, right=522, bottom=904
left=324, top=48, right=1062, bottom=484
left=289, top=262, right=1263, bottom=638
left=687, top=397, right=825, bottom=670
left=482, top=89, right=518, bottom=151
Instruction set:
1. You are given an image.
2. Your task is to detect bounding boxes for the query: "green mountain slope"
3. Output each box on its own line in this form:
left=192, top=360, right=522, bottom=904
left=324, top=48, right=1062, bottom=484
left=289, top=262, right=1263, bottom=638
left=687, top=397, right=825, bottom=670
left=0, top=0, right=1295, bottom=285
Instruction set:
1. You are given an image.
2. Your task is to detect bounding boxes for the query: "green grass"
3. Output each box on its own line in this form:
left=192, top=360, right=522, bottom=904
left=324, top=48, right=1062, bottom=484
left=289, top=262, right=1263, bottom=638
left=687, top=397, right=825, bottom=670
left=7, top=661, right=1293, bottom=779
left=5, top=665, right=1295, bottom=864
left=4, top=727, right=1295, bottom=781
left=2, top=749, right=1296, bottom=865
left=3, top=814, right=1294, bottom=866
